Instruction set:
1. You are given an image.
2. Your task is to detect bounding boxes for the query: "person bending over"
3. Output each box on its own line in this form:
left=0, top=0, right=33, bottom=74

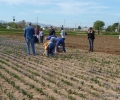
left=46, top=39, right=55, bottom=57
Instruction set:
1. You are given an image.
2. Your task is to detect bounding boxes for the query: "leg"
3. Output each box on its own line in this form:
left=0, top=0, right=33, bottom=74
left=26, top=39, right=30, bottom=55
left=48, top=43, right=55, bottom=56
left=38, top=38, right=40, bottom=43
left=61, top=41, right=66, bottom=52
left=55, top=44, right=59, bottom=53
left=31, top=38, right=35, bottom=55
left=46, top=50, right=49, bottom=56
left=51, top=50, right=55, bottom=56
left=41, top=36, right=44, bottom=43
left=88, top=38, right=92, bottom=51
left=49, top=49, right=55, bottom=56
left=62, top=44, right=66, bottom=52
left=91, top=39, right=94, bottom=51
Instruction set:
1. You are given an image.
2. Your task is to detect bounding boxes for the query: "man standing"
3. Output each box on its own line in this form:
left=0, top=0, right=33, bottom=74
left=60, top=27, right=66, bottom=41
left=24, top=23, right=36, bottom=55
left=49, top=26, right=56, bottom=36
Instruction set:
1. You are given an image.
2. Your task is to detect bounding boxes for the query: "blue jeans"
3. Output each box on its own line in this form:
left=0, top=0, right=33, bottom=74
left=26, top=38, right=35, bottom=55
left=46, top=42, right=55, bottom=56
left=88, top=38, right=94, bottom=51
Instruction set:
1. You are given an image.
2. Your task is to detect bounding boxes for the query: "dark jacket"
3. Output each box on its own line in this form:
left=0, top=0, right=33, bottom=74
left=88, top=31, right=95, bottom=39
left=35, top=27, right=39, bottom=35
left=49, top=29, right=56, bottom=36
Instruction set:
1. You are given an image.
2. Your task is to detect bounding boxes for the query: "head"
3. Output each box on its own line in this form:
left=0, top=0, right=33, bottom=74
left=28, top=22, right=31, bottom=26
left=40, top=28, right=43, bottom=31
left=36, top=25, right=38, bottom=28
left=50, top=26, right=53, bottom=29
left=89, top=27, right=93, bottom=31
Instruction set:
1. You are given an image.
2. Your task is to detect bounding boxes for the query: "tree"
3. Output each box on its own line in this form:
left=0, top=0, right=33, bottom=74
left=111, top=23, right=118, bottom=32
left=106, top=25, right=112, bottom=32
left=78, top=26, right=81, bottom=30
left=17, top=20, right=26, bottom=29
left=106, top=23, right=118, bottom=32
left=7, top=22, right=16, bottom=28
left=93, top=20, right=105, bottom=34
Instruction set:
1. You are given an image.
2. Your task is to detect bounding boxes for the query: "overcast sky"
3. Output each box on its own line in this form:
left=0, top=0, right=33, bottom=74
left=0, top=0, right=120, bottom=28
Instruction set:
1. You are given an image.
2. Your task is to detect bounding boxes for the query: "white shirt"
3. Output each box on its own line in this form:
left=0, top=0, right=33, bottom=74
left=38, top=31, right=44, bottom=38
left=60, top=30, right=66, bottom=38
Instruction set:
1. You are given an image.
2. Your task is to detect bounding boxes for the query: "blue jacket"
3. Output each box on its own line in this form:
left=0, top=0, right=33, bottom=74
left=56, top=37, right=65, bottom=46
left=24, top=26, right=35, bottom=39
left=55, top=37, right=66, bottom=52
left=46, top=35, right=57, bottom=40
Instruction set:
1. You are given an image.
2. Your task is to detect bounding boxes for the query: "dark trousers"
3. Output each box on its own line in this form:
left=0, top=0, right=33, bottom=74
left=88, top=38, right=94, bottom=51
left=40, top=36, right=44, bottom=43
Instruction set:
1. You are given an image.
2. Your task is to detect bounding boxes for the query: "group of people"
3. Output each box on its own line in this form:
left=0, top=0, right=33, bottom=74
left=44, top=26, right=67, bottom=57
left=34, top=26, right=44, bottom=43
left=24, top=23, right=67, bottom=56
left=24, top=23, right=95, bottom=56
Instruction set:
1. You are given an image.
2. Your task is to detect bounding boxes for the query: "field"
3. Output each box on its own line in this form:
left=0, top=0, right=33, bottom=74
left=0, top=34, right=120, bottom=100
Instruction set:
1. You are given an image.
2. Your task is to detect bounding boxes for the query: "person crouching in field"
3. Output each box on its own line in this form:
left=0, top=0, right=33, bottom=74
left=45, top=35, right=57, bottom=40
left=88, top=27, right=95, bottom=52
left=45, top=38, right=55, bottom=57
left=45, top=36, right=66, bottom=53
left=55, top=37, right=66, bottom=53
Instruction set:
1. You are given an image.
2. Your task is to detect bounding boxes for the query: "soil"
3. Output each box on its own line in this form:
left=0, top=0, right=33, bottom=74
left=65, top=35, right=120, bottom=55
left=0, top=34, right=120, bottom=100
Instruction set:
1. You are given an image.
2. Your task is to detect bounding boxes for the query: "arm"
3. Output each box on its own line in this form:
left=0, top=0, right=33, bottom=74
left=24, top=29, right=26, bottom=41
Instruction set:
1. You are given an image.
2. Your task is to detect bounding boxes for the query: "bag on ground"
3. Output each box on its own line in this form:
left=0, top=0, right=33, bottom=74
left=34, top=36, right=39, bottom=43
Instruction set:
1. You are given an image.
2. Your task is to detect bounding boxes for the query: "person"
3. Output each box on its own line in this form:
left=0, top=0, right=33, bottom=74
left=45, top=35, right=57, bottom=40
left=46, top=36, right=66, bottom=53
left=35, top=26, right=39, bottom=38
left=46, top=38, right=56, bottom=57
left=88, top=27, right=95, bottom=52
left=60, top=27, right=66, bottom=41
left=38, top=28, right=44, bottom=43
left=49, top=26, right=56, bottom=36
left=55, top=37, right=66, bottom=53
left=24, top=23, right=36, bottom=55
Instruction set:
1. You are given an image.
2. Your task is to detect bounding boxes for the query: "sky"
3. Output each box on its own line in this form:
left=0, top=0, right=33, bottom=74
left=0, top=0, right=120, bottom=28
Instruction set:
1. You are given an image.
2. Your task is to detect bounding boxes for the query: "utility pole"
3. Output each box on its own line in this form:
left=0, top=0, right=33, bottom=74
left=13, top=16, right=15, bottom=28
left=118, top=18, right=119, bottom=33
left=64, top=19, right=65, bottom=28
left=37, top=17, right=38, bottom=25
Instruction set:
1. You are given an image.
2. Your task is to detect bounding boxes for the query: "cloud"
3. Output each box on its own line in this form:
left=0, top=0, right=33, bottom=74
left=0, top=0, right=108, bottom=15
left=0, top=0, right=25, bottom=5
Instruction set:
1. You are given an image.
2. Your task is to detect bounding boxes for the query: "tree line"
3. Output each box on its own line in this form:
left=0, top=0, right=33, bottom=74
left=78, top=20, right=120, bottom=33
left=0, top=20, right=119, bottom=33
